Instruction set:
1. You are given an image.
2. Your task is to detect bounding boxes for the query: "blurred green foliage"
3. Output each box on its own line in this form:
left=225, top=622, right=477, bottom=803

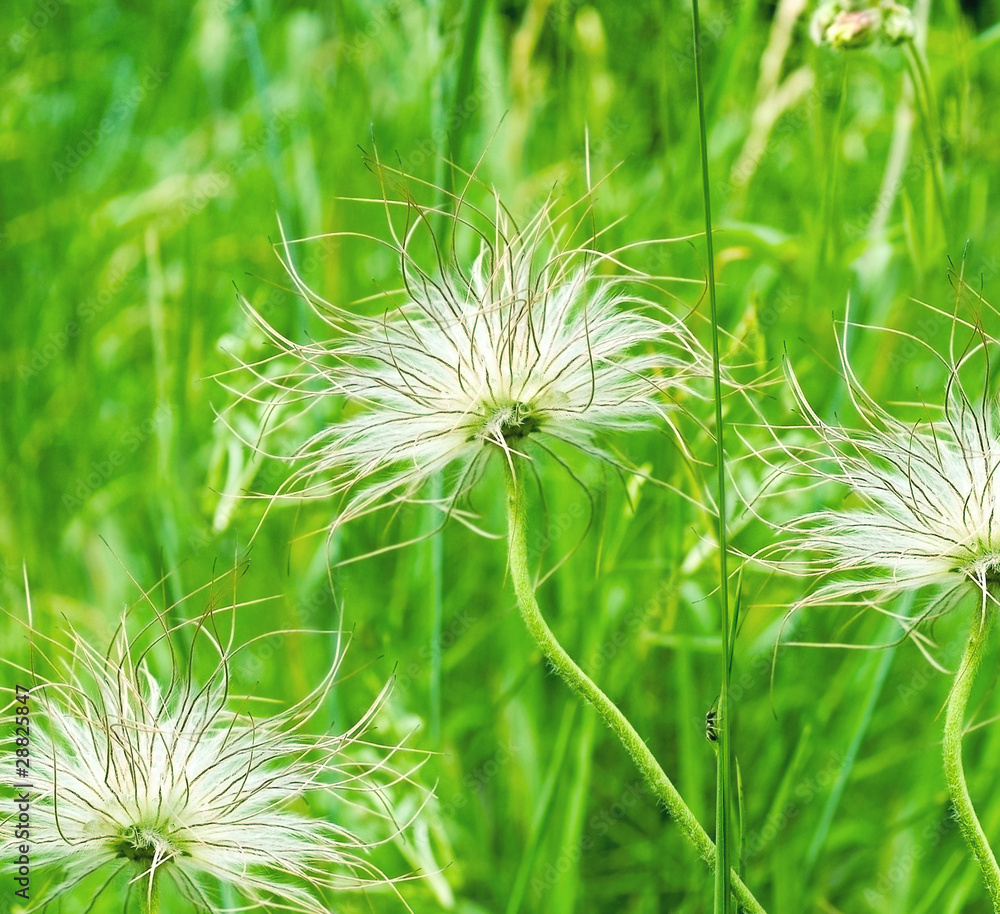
left=3, top=0, right=1000, bottom=911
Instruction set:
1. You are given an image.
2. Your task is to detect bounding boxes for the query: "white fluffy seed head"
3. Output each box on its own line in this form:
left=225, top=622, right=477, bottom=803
left=1, top=578, right=427, bottom=913
left=222, top=162, right=710, bottom=538
left=749, top=294, right=1000, bottom=660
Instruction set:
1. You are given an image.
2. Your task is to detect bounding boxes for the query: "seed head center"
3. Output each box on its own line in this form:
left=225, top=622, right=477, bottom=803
left=954, top=549, right=1000, bottom=588
left=984, top=560, right=1000, bottom=587
left=112, top=823, right=184, bottom=863
left=479, top=401, right=539, bottom=444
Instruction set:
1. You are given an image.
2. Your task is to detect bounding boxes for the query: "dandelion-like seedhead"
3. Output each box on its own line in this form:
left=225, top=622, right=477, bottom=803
left=750, top=296, right=1000, bottom=659
left=224, top=162, right=710, bottom=539
left=1, top=575, right=426, bottom=912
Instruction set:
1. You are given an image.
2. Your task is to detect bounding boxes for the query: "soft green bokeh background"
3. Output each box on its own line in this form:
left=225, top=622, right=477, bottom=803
left=3, top=0, right=1000, bottom=911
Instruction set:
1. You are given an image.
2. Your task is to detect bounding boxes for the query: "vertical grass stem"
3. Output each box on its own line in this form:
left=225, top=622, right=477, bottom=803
left=904, top=41, right=950, bottom=241
left=689, top=0, right=735, bottom=909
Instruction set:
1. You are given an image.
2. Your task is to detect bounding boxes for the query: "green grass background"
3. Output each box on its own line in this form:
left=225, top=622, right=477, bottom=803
left=3, top=0, right=1000, bottom=911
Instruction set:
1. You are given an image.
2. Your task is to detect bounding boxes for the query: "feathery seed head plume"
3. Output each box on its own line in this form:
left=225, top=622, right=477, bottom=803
left=1, top=570, right=428, bottom=912
left=224, top=160, right=711, bottom=539
left=751, top=291, right=1000, bottom=662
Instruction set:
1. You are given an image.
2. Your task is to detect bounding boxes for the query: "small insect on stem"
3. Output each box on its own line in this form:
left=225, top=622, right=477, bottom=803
left=706, top=706, right=719, bottom=743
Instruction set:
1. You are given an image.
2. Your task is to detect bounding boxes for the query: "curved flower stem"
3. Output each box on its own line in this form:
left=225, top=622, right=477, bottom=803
left=501, top=457, right=767, bottom=914
left=140, top=871, right=160, bottom=914
left=944, top=606, right=1000, bottom=910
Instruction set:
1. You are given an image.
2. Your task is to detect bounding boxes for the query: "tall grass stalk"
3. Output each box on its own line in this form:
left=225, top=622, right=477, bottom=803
left=903, top=40, right=950, bottom=241
left=501, top=458, right=767, bottom=914
left=689, top=0, right=736, bottom=910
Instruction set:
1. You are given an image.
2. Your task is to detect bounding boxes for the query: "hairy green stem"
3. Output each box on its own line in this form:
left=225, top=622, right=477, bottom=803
left=944, top=607, right=1000, bottom=910
left=501, top=458, right=766, bottom=914
left=140, top=870, right=160, bottom=914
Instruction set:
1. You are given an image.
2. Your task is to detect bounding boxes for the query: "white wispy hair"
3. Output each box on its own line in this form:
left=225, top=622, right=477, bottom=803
left=2, top=570, right=427, bottom=912
left=749, top=293, right=1000, bottom=661
left=221, top=161, right=710, bottom=540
